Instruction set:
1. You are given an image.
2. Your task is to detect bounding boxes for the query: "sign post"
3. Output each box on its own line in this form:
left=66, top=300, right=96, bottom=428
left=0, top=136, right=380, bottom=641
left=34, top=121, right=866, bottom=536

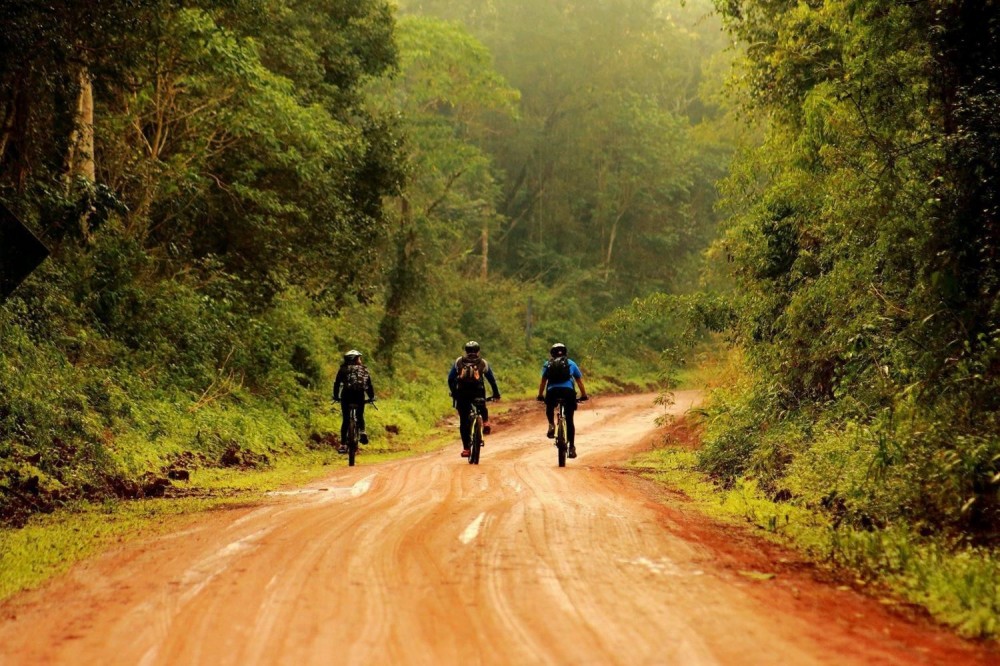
left=0, top=204, right=50, bottom=302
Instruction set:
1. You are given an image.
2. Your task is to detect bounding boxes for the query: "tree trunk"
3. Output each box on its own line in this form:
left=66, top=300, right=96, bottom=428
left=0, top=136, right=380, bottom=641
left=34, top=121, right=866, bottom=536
left=64, top=65, right=95, bottom=188
left=377, top=197, right=419, bottom=373
left=481, top=217, right=489, bottom=280
left=604, top=211, right=622, bottom=282
left=0, top=101, right=14, bottom=167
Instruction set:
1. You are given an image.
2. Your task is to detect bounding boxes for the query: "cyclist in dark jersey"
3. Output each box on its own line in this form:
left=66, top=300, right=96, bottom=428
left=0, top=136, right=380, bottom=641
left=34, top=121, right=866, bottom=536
left=333, top=349, right=376, bottom=454
left=536, top=342, right=589, bottom=458
left=448, top=341, right=501, bottom=457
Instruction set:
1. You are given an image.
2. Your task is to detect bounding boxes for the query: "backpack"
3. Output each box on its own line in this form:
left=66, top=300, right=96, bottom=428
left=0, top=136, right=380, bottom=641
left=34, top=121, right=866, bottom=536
left=545, top=356, right=571, bottom=383
left=344, top=364, right=369, bottom=392
left=455, top=357, right=483, bottom=385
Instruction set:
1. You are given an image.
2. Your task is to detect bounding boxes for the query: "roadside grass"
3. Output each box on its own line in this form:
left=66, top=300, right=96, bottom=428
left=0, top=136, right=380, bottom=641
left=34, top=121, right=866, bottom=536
left=0, top=398, right=459, bottom=603
left=672, top=340, right=738, bottom=391
left=632, top=431, right=1000, bottom=639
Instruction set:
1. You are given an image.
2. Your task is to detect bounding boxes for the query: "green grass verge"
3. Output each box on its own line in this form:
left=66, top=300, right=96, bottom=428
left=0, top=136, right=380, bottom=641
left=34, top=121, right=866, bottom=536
left=631, top=445, right=1000, bottom=639
left=0, top=400, right=463, bottom=602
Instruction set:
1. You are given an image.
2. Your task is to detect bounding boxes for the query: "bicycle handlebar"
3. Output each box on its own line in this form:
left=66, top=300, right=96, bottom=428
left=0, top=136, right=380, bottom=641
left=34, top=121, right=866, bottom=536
left=538, top=394, right=590, bottom=403
left=335, top=399, right=378, bottom=410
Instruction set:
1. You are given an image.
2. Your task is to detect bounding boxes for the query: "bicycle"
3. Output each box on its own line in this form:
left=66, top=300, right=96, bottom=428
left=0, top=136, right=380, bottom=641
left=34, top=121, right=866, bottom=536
left=342, top=399, right=377, bottom=467
left=551, top=395, right=588, bottom=468
left=465, top=396, right=496, bottom=465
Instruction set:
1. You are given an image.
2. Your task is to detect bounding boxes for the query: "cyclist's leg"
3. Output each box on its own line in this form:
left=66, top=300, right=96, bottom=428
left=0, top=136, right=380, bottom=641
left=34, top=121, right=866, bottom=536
left=478, top=387, right=489, bottom=421
left=554, top=388, right=577, bottom=446
left=544, top=392, right=557, bottom=437
left=356, top=401, right=368, bottom=444
left=477, top=388, right=493, bottom=434
left=338, top=400, right=350, bottom=453
left=544, top=393, right=557, bottom=424
left=565, top=401, right=577, bottom=446
left=456, top=396, right=473, bottom=450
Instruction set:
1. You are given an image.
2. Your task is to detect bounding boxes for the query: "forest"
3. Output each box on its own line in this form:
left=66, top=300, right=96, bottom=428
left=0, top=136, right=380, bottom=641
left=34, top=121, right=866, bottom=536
left=2, top=0, right=999, bottom=638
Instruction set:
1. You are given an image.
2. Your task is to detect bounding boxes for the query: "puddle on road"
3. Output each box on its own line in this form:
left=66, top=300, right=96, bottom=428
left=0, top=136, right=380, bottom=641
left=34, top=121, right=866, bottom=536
left=459, top=512, right=487, bottom=545
left=266, top=474, right=376, bottom=502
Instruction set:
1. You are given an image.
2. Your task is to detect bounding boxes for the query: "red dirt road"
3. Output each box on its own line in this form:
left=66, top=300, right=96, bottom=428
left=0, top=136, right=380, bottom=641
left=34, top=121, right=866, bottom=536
left=0, top=392, right=996, bottom=665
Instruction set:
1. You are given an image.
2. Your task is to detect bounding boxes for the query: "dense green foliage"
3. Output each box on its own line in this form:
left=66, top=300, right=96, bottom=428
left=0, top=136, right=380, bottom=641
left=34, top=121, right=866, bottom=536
left=401, top=0, right=734, bottom=302
left=695, top=0, right=1000, bottom=540
left=0, top=1, right=729, bottom=525
left=5, top=0, right=999, bottom=634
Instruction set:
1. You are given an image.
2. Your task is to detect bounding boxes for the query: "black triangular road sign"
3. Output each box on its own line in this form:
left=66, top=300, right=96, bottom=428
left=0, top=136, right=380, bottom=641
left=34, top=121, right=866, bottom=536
left=0, top=203, right=50, bottom=301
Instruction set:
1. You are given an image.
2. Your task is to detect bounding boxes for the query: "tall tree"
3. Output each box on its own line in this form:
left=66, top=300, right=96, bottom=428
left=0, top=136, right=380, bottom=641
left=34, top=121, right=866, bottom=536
left=367, top=16, right=519, bottom=368
left=708, top=0, right=1000, bottom=531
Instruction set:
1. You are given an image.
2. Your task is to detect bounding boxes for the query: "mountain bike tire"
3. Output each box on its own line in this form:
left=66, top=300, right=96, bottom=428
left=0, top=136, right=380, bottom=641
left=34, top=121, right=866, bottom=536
left=470, top=416, right=482, bottom=465
left=347, top=414, right=358, bottom=467
left=556, top=419, right=567, bottom=468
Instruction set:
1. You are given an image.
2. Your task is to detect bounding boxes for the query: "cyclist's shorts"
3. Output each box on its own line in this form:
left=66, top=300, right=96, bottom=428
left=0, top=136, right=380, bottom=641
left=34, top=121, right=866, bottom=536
left=545, top=386, right=577, bottom=411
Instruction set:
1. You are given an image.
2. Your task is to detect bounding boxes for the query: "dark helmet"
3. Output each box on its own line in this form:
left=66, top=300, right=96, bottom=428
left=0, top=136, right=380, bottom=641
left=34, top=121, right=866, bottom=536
left=464, top=340, right=481, bottom=354
left=343, top=349, right=362, bottom=364
left=550, top=342, right=567, bottom=357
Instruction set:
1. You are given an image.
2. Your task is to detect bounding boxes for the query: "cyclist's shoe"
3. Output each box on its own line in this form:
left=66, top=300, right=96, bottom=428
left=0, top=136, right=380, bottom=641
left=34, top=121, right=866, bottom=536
left=546, top=423, right=555, bottom=439
left=337, top=444, right=348, bottom=454
left=461, top=448, right=471, bottom=458
left=482, top=421, right=492, bottom=435
left=567, top=444, right=577, bottom=458
left=359, top=432, right=369, bottom=445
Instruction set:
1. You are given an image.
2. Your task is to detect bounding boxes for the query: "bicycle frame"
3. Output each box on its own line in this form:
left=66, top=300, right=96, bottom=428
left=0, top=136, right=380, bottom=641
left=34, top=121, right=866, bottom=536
left=554, top=399, right=568, bottom=467
left=465, top=396, right=493, bottom=465
left=342, top=399, right=376, bottom=467
left=541, top=392, right=587, bottom=467
left=345, top=404, right=361, bottom=466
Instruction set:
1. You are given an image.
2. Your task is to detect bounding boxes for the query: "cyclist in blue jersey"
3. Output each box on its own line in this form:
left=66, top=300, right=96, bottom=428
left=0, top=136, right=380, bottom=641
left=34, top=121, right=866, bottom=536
left=536, top=342, right=589, bottom=458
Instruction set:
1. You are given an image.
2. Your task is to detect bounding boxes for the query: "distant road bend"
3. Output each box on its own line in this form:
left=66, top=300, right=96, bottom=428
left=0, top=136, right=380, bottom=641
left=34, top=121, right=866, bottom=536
left=0, top=391, right=994, bottom=665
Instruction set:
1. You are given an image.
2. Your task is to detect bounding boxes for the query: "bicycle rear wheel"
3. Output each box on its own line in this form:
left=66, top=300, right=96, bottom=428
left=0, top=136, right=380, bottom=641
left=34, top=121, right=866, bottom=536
left=347, top=413, right=358, bottom=467
left=556, top=417, right=567, bottom=468
left=470, top=416, right=482, bottom=464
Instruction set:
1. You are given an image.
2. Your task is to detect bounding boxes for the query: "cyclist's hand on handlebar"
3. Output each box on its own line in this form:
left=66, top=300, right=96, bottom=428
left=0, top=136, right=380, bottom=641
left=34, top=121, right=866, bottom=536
left=578, top=394, right=590, bottom=402
left=536, top=394, right=545, bottom=402
left=491, top=395, right=500, bottom=402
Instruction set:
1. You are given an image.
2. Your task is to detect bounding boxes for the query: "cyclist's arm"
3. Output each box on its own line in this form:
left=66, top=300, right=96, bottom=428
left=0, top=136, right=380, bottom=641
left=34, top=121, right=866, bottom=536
left=447, top=365, right=458, bottom=395
left=333, top=369, right=344, bottom=401
left=484, top=366, right=500, bottom=398
left=537, top=376, right=547, bottom=399
left=366, top=373, right=375, bottom=401
left=575, top=375, right=588, bottom=399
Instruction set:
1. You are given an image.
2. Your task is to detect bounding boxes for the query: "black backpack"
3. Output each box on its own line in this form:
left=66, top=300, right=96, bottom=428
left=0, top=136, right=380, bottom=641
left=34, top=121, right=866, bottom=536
left=344, top=364, right=369, bottom=392
left=455, top=357, right=483, bottom=385
left=545, top=356, right=571, bottom=382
